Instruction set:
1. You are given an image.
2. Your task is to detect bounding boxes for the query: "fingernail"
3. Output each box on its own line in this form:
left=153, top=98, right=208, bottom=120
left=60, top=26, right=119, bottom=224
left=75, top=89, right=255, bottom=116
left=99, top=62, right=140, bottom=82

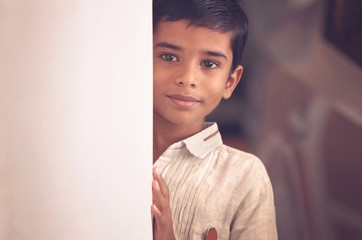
left=153, top=180, right=160, bottom=190
left=155, top=167, right=160, bottom=175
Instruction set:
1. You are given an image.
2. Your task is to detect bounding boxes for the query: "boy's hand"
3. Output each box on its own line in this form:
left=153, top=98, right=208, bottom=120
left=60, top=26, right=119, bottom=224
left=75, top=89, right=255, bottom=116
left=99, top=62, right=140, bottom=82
left=152, top=167, right=176, bottom=240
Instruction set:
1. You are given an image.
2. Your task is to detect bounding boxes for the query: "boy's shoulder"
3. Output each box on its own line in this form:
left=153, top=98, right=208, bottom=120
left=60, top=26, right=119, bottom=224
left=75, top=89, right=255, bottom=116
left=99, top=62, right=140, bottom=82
left=217, top=143, right=261, bottom=164
left=214, top=143, right=270, bottom=182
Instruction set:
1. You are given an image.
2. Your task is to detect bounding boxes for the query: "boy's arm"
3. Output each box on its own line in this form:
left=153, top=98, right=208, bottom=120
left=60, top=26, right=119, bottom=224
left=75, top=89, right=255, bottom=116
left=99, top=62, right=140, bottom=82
left=152, top=167, right=176, bottom=240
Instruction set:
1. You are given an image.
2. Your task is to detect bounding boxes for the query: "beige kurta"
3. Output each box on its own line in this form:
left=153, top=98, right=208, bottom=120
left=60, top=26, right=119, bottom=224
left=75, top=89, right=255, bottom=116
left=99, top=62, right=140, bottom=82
left=154, top=123, right=277, bottom=240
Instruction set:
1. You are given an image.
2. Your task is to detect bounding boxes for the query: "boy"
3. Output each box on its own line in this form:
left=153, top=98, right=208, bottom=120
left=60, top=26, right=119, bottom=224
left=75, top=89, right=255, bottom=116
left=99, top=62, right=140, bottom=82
left=151, top=0, right=277, bottom=239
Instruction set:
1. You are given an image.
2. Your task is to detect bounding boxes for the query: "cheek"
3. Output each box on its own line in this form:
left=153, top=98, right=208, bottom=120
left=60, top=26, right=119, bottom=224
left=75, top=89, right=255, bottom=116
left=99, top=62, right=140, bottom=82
left=207, top=79, right=227, bottom=93
left=204, top=82, right=227, bottom=103
left=153, top=71, right=172, bottom=96
left=153, top=69, right=164, bottom=87
left=153, top=64, right=172, bottom=84
left=153, top=76, right=167, bottom=92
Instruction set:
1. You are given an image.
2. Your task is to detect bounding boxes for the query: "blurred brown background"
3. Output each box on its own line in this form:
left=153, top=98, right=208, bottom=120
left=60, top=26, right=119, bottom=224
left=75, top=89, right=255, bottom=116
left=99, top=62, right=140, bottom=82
left=207, top=0, right=362, bottom=239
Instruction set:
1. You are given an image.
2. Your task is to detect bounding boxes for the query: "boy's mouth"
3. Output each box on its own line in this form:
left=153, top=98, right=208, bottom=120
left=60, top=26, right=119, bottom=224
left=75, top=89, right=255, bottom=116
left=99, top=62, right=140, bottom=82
left=167, top=94, right=200, bottom=109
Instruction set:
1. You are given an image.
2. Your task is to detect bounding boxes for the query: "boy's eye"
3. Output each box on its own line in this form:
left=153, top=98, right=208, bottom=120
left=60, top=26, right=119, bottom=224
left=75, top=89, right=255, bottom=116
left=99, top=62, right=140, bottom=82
left=201, top=60, right=219, bottom=69
left=160, top=54, right=178, bottom=62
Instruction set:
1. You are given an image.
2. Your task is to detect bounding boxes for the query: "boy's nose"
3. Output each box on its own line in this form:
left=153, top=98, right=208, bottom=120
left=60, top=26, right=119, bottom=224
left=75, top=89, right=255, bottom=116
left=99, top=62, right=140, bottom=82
left=175, top=65, right=197, bottom=88
left=176, top=79, right=196, bottom=88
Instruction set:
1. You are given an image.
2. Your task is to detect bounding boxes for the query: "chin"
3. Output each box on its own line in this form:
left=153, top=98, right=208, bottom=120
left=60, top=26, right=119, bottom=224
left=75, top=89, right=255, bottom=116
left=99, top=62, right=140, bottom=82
left=167, top=114, right=204, bottom=127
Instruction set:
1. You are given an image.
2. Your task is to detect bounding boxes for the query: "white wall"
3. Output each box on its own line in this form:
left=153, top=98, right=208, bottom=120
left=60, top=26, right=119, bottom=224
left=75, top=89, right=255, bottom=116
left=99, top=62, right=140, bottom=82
left=0, top=1, right=152, bottom=239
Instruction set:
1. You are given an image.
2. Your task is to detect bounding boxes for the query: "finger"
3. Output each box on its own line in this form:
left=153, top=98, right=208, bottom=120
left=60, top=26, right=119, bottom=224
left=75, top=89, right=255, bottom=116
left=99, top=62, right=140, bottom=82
left=151, top=204, right=167, bottom=227
left=151, top=204, right=162, bottom=220
left=152, top=180, right=161, bottom=204
left=152, top=181, right=155, bottom=205
left=152, top=179, right=167, bottom=212
left=153, top=167, right=170, bottom=198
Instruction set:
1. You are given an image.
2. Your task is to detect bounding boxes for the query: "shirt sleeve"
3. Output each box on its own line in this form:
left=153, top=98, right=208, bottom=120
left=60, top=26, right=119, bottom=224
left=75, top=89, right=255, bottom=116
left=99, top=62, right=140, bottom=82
left=230, top=158, right=278, bottom=240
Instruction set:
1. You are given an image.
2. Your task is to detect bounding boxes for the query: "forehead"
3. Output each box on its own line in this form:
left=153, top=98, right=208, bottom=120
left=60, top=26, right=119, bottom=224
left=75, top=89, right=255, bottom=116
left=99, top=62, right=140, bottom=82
left=153, top=20, right=233, bottom=57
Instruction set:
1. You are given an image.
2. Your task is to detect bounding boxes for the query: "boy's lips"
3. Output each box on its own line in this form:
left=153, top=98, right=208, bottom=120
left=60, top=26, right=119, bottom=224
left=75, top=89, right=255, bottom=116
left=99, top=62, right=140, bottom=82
left=167, top=94, right=200, bottom=109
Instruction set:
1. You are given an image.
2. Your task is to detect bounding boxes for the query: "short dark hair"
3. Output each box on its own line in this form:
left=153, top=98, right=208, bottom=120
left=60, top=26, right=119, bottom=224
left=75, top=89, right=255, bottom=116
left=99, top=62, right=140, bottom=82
left=153, top=0, right=248, bottom=72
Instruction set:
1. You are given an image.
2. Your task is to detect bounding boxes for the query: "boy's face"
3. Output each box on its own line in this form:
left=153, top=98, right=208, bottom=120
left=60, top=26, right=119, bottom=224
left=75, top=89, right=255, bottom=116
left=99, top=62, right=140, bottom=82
left=153, top=20, right=242, bottom=129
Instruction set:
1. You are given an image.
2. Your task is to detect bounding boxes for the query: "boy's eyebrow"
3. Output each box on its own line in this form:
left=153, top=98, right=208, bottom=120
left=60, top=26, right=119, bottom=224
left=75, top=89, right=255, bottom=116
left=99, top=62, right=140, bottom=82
left=155, top=42, right=228, bottom=60
left=205, top=51, right=228, bottom=60
left=155, top=42, right=182, bottom=50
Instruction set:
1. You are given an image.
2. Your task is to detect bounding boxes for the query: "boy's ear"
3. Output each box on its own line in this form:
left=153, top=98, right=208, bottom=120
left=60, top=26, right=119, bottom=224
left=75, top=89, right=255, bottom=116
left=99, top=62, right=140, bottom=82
left=223, top=65, right=243, bottom=99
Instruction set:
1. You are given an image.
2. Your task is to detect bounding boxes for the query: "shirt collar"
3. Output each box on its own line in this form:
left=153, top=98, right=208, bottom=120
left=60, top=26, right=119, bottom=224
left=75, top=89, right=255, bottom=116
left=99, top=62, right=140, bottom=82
left=182, top=122, right=223, bottom=158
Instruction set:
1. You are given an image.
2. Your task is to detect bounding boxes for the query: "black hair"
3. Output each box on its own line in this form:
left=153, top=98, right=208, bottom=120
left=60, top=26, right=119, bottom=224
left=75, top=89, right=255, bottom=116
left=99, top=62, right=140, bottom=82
left=153, top=0, right=248, bottom=72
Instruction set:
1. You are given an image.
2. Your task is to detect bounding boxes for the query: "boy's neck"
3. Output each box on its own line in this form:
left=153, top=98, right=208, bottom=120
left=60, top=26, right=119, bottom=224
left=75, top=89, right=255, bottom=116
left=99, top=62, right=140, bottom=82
left=153, top=115, right=204, bottom=163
